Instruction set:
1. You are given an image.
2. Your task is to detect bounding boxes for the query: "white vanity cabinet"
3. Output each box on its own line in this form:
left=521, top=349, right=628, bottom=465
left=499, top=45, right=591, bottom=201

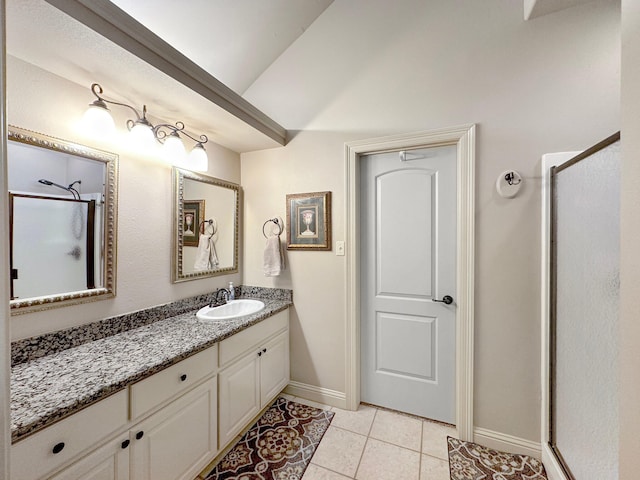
left=218, top=310, right=289, bottom=447
left=49, top=434, right=130, bottom=480
left=11, top=308, right=290, bottom=480
left=50, top=376, right=218, bottom=480
left=128, top=376, right=217, bottom=480
left=11, top=389, right=129, bottom=480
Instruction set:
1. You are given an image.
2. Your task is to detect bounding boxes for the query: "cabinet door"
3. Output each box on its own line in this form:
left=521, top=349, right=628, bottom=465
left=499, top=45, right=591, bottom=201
left=218, top=352, right=260, bottom=447
left=50, top=435, right=130, bottom=480
left=130, top=377, right=217, bottom=480
left=260, top=331, right=290, bottom=406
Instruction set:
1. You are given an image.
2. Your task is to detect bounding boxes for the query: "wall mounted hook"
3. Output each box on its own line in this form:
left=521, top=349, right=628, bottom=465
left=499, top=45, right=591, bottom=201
left=496, top=170, right=523, bottom=198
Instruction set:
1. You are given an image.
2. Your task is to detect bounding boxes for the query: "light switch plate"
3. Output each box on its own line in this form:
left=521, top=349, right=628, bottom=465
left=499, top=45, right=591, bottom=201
left=336, top=241, right=345, bottom=256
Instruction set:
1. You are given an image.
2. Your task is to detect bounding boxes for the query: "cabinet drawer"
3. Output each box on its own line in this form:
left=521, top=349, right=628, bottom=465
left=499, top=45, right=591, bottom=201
left=219, top=310, right=288, bottom=368
left=11, top=389, right=128, bottom=480
left=130, top=345, right=217, bottom=420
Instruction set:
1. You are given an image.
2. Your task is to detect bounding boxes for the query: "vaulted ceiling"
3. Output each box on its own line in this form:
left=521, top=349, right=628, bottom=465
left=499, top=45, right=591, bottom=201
left=5, top=0, right=599, bottom=152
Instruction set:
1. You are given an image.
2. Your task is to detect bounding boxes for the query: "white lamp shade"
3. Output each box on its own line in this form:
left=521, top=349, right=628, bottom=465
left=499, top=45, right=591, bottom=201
left=188, top=144, right=208, bottom=172
left=129, top=121, right=156, bottom=150
left=82, top=104, right=116, bottom=137
left=162, top=133, right=186, bottom=165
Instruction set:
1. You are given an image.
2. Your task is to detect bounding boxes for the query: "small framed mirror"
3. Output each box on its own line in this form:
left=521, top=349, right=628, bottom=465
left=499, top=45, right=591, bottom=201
left=172, top=168, right=239, bottom=282
left=7, top=126, right=118, bottom=314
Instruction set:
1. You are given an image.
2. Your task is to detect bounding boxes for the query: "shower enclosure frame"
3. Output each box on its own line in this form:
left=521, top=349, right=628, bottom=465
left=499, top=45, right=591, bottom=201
left=548, top=131, right=620, bottom=480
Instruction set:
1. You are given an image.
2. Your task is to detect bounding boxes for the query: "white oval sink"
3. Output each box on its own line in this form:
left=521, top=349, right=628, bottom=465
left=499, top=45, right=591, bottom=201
left=196, top=299, right=265, bottom=321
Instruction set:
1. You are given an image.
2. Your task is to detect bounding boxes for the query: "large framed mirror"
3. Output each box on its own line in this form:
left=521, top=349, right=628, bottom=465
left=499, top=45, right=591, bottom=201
left=172, top=168, right=239, bottom=282
left=7, top=126, right=118, bottom=314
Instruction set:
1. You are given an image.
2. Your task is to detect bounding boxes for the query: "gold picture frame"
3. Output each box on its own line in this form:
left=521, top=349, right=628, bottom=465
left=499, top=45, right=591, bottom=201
left=183, top=199, right=204, bottom=247
left=286, top=191, right=331, bottom=250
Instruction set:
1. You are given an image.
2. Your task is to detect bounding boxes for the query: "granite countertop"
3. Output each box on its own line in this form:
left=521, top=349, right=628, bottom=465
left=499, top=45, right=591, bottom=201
left=11, top=298, right=291, bottom=443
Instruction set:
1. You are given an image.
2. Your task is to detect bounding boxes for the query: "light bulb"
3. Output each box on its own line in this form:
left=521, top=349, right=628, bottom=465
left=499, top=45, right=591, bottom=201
left=162, top=132, right=187, bottom=165
left=82, top=102, right=116, bottom=138
left=129, top=121, right=156, bottom=149
left=188, top=143, right=208, bottom=172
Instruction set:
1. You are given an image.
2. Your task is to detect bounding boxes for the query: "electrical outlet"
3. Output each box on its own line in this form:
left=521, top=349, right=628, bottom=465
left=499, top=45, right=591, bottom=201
left=336, top=241, right=345, bottom=256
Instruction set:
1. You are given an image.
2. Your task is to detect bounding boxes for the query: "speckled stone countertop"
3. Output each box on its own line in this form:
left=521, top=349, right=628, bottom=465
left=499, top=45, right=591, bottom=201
left=11, top=292, right=292, bottom=443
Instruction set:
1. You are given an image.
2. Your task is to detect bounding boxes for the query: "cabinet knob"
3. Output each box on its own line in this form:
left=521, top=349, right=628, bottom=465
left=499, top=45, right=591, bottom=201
left=180, top=374, right=187, bottom=382
left=121, top=439, right=130, bottom=449
left=262, top=348, right=267, bottom=353
left=136, top=431, right=144, bottom=440
left=52, top=442, right=65, bottom=454
left=258, top=351, right=262, bottom=357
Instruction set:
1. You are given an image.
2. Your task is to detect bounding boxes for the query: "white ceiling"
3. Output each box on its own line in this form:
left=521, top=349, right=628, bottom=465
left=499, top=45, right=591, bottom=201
left=109, top=0, right=334, bottom=95
left=5, top=0, right=332, bottom=152
left=524, top=0, right=601, bottom=20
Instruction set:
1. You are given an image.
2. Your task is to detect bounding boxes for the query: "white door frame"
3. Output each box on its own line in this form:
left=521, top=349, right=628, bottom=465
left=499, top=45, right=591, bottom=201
left=345, top=124, right=476, bottom=441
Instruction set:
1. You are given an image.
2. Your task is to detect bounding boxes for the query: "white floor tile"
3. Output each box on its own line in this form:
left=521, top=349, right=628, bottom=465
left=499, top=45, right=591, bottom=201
left=310, top=426, right=367, bottom=477
left=302, top=464, right=352, bottom=480
left=420, top=454, right=450, bottom=480
left=356, top=438, right=421, bottom=480
left=330, top=404, right=377, bottom=436
left=421, top=421, right=456, bottom=460
left=369, top=409, right=423, bottom=451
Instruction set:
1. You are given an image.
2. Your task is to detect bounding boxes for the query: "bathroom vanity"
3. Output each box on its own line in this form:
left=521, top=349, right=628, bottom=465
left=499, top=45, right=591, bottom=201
left=10, top=291, right=291, bottom=480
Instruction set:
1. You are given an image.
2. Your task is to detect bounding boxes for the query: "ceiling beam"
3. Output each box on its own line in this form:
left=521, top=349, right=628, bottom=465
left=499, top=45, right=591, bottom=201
left=45, top=0, right=287, bottom=146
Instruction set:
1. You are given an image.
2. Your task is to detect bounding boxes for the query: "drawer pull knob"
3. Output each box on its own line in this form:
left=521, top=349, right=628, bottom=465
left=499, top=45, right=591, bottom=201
left=258, top=351, right=262, bottom=357
left=180, top=374, right=187, bottom=382
left=121, top=439, right=130, bottom=449
left=52, top=442, right=65, bottom=454
left=136, top=431, right=144, bottom=440
left=263, top=348, right=267, bottom=353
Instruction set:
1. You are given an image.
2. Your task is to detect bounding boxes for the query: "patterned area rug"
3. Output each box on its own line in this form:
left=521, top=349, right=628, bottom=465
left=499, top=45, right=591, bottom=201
left=204, top=397, right=334, bottom=480
left=448, top=437, right=548, bottom=480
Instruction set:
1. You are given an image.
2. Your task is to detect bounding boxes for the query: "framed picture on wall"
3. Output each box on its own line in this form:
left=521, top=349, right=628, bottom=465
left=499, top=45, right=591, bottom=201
left=286, top=191, right=331, bottom=250
left=183, top=199, right=205, bottom=247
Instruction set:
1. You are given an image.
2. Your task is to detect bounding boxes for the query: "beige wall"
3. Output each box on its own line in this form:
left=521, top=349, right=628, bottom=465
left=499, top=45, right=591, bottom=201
left=242, top=0, right=620, bottom=442
left=7, top=57, right=242, bottom=340
left=619, top=0, right=640, bottom=477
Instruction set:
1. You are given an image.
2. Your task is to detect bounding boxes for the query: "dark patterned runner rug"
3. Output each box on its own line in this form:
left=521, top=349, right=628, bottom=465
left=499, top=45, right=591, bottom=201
left=204, top=397, right=334, bottom=480
left=448, top=436, right=548, bottom=480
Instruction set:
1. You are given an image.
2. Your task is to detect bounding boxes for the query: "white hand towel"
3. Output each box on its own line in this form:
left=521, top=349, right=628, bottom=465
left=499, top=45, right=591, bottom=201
left=194, top=234, right=212, bottom=271
left=209, top=235, right=219, bottom=268
left=263, top=236, right=284, bottom=276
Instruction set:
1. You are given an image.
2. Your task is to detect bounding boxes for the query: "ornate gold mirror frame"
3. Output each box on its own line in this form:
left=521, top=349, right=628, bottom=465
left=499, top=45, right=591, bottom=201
left=8, top=126, right=118, bottom=314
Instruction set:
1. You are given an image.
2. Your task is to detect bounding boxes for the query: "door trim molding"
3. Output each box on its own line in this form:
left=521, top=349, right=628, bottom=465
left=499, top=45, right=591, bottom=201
left=345, top=124, right=476, bottom=441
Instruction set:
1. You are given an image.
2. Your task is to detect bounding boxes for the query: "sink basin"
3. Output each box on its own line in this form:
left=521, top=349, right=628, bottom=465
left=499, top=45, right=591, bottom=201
left=196, top=299, right=265, bottom=321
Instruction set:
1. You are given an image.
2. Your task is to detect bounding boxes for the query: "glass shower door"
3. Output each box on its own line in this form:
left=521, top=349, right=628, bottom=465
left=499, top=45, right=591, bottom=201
left=10, top=194, right=95, bottom=300
left=550, top=133, right=620, bottom=479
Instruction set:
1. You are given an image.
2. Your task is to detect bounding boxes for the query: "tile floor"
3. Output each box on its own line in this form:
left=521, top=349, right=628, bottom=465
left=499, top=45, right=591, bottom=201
left=288, top=395, right=455, bottom=480
left=199, top=395, right=454, bottom=480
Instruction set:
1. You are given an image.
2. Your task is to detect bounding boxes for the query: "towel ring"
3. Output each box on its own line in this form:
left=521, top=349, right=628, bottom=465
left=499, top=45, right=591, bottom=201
left=200, top=219, right=217, bottom=236
left=262, top=218, right=283, bottom=239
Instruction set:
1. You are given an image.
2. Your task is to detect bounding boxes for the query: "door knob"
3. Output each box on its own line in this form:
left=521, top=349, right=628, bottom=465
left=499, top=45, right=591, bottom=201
left=432, top=295, right=454, bottom=305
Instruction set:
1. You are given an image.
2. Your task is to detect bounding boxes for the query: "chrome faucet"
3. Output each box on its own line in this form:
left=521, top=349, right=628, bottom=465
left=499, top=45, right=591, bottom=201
left=210, top=288, right=230, bottom=307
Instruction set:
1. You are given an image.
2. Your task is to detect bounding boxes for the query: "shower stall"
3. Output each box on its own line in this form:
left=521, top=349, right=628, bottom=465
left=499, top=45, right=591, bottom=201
left=546, top=133, right=620, bottom=479
left=9, top=192, right=99, bottom=300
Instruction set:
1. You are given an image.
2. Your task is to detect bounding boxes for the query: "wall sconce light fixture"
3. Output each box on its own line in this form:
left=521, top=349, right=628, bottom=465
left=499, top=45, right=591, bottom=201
left=83, top=83, right=209, bottom=172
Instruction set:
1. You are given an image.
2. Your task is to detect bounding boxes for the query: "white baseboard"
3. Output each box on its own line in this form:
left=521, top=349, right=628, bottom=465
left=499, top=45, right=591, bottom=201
left=473, top=427, right=542, bottom=459
left=284, top=381, right=347, bottom=409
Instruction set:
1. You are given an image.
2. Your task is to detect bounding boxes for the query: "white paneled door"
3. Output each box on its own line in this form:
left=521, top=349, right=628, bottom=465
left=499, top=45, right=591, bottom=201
left=360, top=145, right=457, bottom=423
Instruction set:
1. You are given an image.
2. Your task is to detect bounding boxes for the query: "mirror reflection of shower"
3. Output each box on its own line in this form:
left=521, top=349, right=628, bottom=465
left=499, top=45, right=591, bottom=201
left=38, top=178, right=81, bottom=199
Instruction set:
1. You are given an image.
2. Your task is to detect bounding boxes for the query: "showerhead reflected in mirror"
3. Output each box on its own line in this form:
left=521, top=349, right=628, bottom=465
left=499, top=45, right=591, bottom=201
left=172, top=168, right=239, bottom=282
left=7, top=126, right=118, bottom=314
